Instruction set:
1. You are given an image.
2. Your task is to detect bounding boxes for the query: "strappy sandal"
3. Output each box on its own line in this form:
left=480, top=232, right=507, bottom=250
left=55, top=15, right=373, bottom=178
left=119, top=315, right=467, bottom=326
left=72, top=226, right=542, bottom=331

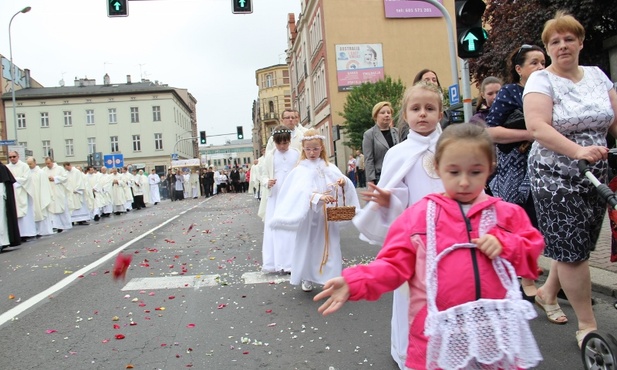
left=535, top=295, right=568, bottom=324
left=576, top=328, right=596, bottom=349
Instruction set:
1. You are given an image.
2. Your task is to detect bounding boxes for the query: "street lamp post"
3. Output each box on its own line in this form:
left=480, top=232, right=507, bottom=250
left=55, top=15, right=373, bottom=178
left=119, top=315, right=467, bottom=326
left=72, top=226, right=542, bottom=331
left=8, top=6, right=32, bottom=144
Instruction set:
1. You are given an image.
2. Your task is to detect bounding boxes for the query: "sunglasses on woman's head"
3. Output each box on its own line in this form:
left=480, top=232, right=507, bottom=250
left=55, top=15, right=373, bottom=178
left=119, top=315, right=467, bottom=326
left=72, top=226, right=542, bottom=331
left=515, top=44, right=533, bottom=63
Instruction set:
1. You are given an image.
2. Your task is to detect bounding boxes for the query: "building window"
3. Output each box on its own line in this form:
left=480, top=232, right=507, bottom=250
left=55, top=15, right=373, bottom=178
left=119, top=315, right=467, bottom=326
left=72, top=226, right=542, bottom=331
left=154, top=133, right=163, bottom=150
left=86, top=109, right=95, bottom=125
left=87, top=137, right=96, bottom=154
left=17, top=113, right=26, bottom=129
left=64, top=111, right=72, bottom=127
left=108, top=108, right=117, bottom=124
left=110, top=136, right=119, bottom=152
left=18, top=141, right=27, bottom=148
left=42, top=140, right=51, bottom=157
left=265, top=74, right=273, bottom=88
left=152, top=106, right=161, bottom=121
left=130, top=107, right=139, bottom=123
left=65, top=139, right=74, bottom=156
left=132, top=135, right=141, bottom=151
left=40, top=112, right=49, bottom=128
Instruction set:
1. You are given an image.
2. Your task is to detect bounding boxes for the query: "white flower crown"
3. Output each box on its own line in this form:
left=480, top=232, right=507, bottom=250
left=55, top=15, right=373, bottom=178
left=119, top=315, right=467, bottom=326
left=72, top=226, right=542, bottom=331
left=302, top=135, right=326, bottom=141
left=271, top=129, right=293, bottom=136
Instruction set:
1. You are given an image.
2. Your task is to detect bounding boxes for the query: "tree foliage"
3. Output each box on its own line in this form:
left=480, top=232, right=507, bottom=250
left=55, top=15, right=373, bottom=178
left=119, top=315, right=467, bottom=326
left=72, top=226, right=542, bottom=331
left=339, top=76, right=405, bottom=149
left=470, top=0, right=617, bottom=84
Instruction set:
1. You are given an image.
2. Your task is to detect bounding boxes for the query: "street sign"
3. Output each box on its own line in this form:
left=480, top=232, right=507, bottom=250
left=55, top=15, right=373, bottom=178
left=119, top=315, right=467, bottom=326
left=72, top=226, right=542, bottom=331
left=93, top=152, right=103, bottom=167
left=171, top=153, right=179, bottom=161
left=103, top=154, right=124, bottom=168
left=0, top=140, right=16, bottom=146
left=449, top=84, right=460, bottom=105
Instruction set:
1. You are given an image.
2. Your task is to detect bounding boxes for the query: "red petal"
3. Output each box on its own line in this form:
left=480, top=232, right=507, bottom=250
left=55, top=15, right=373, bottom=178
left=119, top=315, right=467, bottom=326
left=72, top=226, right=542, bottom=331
left=186, top=323, right=195, bottom=328
left=265, top=309, right=272, bottom=313
left=113, top=324, right=120, bottom=329
left=112, top=253, right=133, bottom=281
left=115, top=334, right=125, bottom=340
left=217, top=304, right=227, bottom=309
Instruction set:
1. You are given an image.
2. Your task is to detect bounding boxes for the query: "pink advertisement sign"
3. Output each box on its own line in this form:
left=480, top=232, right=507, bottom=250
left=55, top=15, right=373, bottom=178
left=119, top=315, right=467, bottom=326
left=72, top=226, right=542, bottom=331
left=335, top=44, right=384, bottom=92
left=383, top=0, right=443, bottom=18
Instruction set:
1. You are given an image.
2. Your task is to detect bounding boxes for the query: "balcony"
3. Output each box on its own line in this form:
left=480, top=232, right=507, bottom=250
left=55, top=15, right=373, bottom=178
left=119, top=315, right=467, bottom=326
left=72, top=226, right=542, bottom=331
left=262, top=112, right=279, bottom=121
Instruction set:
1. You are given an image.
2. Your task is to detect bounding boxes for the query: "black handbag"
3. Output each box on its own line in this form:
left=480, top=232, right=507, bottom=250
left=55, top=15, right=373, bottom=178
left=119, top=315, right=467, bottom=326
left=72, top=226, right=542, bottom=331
left=497, top=109, right=529, bottom=153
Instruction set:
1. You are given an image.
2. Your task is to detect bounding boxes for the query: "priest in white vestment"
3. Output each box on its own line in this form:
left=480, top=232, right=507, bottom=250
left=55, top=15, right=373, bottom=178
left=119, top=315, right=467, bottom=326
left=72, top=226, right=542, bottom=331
left=97, top=167, right=114, bottom=217
left=148, top=169, right=161, bottom=204
left=26, top=157, right=53, bottom=236
left=121, top=167, right=134, bottom=211
left=64, top=163, right=91, bottom=224
left=7, top=152, right=37, bottom=239
left=42, top=157, right=72, bottom=232
left=110, top=168, right=127, bottom=214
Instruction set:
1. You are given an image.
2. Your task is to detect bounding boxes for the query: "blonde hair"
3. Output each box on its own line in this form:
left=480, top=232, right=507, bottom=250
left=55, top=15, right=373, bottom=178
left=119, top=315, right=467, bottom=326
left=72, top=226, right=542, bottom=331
left=372, top=101, right=393, bottom=121
left=401, top=82, right=444, bottom=121
left=435, top=123, right=495, bottom=173
left=300, top=129, right=329, bottom=163
left=542, top=11, right=585, bottom=46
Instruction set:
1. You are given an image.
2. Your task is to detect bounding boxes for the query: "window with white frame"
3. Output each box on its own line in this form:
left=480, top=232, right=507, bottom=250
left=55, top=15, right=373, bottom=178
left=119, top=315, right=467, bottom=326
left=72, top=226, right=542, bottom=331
left=40, top=112, right=49, bottom=128
left=86, top=109, right=95, bottom=125
left=132, top=135, right=141, bottom=151
left=130, top=107, right=139, bottom=123
left=152, top=106, right=161, bottom=121
left=42, top=140, right=51, bottom=157
left=265, top=74, right=273, bottom=88
left=18, top=141, right=27, bottom=148
left=110, top=136, right=119, bottom=152
left=17, top=113, right=26, bottom=129
left=65, top=139, right=74, bottom=156
left=64, top=111, right=72, bottom=127
left=309, top=11, right=323, bottom=55
left=312, top=62, right=327, bottom=107
left=108, top=108, right=117, bottom=124
left=154, top=133, right=163, bottom=150
left=87, top=137, right=96, bottom=154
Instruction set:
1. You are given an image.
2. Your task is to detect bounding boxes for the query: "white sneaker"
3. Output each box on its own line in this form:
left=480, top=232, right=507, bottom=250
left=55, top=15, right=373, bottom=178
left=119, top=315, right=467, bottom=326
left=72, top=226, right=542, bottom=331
left=301, top=280, right=313, bottom=292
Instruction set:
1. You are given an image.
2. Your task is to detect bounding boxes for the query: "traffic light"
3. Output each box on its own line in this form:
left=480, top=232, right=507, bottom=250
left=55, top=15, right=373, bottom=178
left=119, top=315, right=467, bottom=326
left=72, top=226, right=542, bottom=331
left=236, top=126, right=244, bottom=140
left=199, top=131, right=207, bottom=144
left=108, top=0, right=128, bottom=17
left=455, top=0, right=488, bottom=59
left=232, top=0, right=253, bottom=14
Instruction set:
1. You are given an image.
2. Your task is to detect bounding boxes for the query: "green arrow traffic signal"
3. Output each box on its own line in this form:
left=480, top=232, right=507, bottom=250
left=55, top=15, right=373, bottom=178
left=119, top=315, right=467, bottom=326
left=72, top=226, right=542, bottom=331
left=108, top=0, right=128, bottom=17
left=232, top=0, right=253, bottom=14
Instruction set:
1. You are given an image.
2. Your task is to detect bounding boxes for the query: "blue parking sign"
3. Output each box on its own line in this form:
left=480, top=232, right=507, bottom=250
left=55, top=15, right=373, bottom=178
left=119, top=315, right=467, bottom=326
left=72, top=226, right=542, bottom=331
left=449, top=84, right=460, bottom=105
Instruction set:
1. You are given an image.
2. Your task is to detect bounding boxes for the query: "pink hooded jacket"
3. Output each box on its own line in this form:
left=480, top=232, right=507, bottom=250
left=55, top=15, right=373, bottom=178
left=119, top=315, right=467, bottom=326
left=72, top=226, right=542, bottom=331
left=343, top=193, right=545, bottom=370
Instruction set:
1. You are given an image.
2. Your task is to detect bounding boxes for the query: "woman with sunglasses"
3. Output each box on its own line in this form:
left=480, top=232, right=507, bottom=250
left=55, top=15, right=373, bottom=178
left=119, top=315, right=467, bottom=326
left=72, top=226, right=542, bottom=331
left=524, top=12, right=617, bottom=348
left=485, top=43, right=546, bottom=304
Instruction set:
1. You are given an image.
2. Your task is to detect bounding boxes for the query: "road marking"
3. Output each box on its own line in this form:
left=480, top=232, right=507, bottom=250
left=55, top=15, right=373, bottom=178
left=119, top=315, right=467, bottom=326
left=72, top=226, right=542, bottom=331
left=0, top=200, right=208, bottom=327
left=121, top=275, right=219, bottom=291
left=242, top=271, right=290, bottom=284
left=121, top=272, right=290, bottom=291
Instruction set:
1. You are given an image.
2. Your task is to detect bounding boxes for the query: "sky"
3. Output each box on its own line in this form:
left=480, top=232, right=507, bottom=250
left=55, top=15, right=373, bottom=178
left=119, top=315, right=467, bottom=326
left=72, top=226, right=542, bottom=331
left=0, top=0, right=301, bottom=145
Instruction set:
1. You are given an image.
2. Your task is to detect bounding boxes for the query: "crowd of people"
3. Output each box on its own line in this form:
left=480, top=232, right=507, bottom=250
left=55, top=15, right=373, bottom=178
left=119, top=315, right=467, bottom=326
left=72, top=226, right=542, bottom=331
left=254, top=11, right=617, bottom=370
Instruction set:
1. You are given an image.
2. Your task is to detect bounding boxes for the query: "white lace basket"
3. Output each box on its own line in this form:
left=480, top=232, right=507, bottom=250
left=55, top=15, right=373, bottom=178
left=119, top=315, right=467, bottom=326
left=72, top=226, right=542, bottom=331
left=424, top=201, right=543, bottom=370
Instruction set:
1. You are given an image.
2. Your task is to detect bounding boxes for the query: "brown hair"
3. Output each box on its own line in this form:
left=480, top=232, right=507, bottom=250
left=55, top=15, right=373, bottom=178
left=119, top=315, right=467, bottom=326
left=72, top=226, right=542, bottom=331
left=541, top=11, right=585, bottom=46
left=271, top=125, right=292, bottom=144
left=475, top=76, right=503, bottom=112
left=371, top=101, right=393, bottom=121
left=434, top=123, right=495, bottom=173
left=413, top=68, right=442, bottom=88
left=300, top=129, right=329, bottom=164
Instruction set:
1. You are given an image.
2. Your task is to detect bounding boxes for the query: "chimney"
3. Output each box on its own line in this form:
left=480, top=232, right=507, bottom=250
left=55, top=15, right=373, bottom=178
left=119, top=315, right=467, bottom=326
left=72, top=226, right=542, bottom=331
left=24, top=69, right=31, bottom=88
left=126, top=75, right=132, bottom=84
left=103, top=73, right=110, bottom=86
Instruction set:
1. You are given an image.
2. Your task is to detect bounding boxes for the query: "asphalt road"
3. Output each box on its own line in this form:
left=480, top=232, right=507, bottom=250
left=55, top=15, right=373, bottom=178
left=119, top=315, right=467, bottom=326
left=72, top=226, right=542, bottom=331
left=0, top=193, right=616, bottom=370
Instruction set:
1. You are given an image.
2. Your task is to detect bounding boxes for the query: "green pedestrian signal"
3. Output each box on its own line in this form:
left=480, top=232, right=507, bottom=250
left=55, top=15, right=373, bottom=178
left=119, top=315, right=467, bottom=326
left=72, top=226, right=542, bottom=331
left=232, top=0, right=253, bottom=14
left=455, top=0, right=488, bottom=58
left=108, top=0, right=128, bottom=17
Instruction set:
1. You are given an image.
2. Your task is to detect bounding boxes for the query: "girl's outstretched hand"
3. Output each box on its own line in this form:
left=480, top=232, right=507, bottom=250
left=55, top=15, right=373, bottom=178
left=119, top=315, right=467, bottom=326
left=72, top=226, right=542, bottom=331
left=472, top=234, right=503, bottom=260
left=313, top=277, right=350, bottom=316
left=360, top=182, right=391, bottom=208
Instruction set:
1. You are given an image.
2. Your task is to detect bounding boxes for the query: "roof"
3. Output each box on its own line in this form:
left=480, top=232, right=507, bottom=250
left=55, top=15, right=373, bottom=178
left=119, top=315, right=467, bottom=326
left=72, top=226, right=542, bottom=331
left=1, top=81, right=178, bottom=100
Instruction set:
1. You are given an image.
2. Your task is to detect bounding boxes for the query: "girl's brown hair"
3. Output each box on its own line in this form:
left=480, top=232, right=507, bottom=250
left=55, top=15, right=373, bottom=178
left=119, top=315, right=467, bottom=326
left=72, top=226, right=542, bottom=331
left=271, top=125, right=292, bottom=144
left=434, top=123, right=495, bottom=173
left=300, top=129, right=329, bottom=164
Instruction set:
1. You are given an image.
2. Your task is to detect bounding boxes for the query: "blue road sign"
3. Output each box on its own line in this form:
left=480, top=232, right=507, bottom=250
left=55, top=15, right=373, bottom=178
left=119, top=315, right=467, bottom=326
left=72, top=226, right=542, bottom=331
left=449, top=84, right=460, bottom=105
left=103, top=154, right=124, bottom=168
left=0, top=140, right=17, bottom=146
left=171, top=153, right=179, bottom=161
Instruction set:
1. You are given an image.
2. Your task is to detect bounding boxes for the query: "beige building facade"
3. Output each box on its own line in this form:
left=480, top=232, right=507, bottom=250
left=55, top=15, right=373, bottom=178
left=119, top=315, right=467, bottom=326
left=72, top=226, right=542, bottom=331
left=253, top=64, right=292, bottom=156
left=287, top=0, right=458, bottom=169
left=1, top=74, right=198, bottom=172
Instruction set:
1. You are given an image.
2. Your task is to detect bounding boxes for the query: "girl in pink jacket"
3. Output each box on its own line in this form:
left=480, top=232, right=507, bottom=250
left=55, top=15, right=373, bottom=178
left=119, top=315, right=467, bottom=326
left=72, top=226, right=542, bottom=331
left=315, top=123, right=545, bottom=370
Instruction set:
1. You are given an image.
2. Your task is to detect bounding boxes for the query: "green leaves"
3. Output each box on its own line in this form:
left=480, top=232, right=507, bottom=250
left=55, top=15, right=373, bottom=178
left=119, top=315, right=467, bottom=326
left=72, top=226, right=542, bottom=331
left=338, top=76, right=405, bottom=149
